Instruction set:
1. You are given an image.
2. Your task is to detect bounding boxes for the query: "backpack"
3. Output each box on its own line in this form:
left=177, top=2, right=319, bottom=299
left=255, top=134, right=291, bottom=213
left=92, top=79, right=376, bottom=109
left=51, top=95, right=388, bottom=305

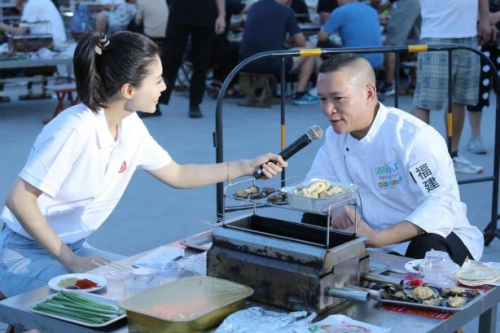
left=70, top=5, right=92, bottom=35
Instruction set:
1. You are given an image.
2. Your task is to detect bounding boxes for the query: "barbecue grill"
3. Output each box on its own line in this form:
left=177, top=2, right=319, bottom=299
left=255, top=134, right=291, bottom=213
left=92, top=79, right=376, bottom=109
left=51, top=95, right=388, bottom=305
left=207, top=210, right=369, bottom=312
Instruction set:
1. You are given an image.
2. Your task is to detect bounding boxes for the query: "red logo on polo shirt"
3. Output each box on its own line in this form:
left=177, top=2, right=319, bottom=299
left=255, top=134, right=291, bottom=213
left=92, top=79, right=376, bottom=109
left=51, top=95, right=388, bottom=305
left=119, top=161, right=127, bottom=173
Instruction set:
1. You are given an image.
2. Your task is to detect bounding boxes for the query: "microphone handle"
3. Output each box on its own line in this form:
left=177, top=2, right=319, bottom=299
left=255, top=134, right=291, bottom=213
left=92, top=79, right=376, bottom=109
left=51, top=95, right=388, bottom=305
left=279, top=134, right=312, bottom=160
left=253, top=134, right=312, bottom=179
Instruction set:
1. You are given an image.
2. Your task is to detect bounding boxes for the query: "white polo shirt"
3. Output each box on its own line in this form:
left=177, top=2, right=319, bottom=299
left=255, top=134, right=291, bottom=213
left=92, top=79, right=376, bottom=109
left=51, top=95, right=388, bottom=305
left=1, top=104, right=171, bottom=244
left=20, top=0, right=67, bottom=45
left=306, top=103, right=484, bottom=260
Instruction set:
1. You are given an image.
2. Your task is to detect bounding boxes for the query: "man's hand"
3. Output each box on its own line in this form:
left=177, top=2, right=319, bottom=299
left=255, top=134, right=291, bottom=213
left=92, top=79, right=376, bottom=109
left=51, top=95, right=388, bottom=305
left=215, top=14, right=226, bottom=34
left=490, top=25, right=499, bottom=44
left=330, top=206, right=378, bottom=246
left=479, top=18, right=493, bottom=45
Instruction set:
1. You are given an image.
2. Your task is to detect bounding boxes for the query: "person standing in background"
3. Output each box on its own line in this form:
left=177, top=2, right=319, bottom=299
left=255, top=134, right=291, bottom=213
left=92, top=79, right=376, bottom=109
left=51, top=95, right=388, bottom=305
left=207, top=0, right=248, bottom=98
left=411, top=0, right=492, bottom=174
left=135, top=0, right=169, bottom=42
left=465, top=0, right=500, bottom=155
left=378, top=0, right=421, bottom=97
left=159, top=0, right=226, bottom=119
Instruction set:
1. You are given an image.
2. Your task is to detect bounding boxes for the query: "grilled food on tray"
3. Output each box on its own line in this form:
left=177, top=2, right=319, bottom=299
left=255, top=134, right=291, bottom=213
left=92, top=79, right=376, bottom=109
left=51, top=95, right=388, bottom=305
left=234, top=186, right=275, bottom=200
left=381, top=284, right=480, bottom=310
left=411, top=286, right=435, bottom=300
left=293, top=179, right=344, bottom=199
left=234, top=186, right=259, bottom=199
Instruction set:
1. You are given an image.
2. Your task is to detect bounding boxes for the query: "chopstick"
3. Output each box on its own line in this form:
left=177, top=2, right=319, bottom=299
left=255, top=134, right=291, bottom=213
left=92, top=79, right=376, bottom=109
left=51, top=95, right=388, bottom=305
left=196, top=217, right=224, bottom=228
left=92, top=260, right=133, bottom=272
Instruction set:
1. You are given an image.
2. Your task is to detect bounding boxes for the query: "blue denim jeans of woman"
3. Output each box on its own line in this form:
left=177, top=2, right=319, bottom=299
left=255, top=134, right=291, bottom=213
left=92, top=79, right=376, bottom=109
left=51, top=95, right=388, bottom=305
left=0, top=225, right=124, bottom=297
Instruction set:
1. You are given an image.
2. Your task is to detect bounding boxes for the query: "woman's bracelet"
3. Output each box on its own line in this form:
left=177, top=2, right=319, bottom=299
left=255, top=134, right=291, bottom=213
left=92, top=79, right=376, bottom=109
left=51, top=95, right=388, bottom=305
left=227, top=162, right=232, bottom=185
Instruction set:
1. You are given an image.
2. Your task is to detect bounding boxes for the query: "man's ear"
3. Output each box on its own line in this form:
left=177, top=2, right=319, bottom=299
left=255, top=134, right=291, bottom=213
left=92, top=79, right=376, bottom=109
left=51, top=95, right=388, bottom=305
left=120, top=83, right=134, bottom=99
left=366, top=84, right=377, bottom=104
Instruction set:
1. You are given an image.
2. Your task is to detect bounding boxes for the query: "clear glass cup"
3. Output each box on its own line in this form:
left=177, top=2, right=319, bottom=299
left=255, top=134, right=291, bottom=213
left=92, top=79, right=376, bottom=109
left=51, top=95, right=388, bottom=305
left=420, top=250, right=459, bottom=287
left=157, top=261, right=182, bottom=284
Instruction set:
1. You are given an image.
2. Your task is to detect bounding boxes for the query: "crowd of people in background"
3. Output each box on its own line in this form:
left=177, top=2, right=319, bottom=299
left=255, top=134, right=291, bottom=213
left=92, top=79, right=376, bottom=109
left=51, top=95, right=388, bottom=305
left=0, top=0, right=498, bottom=175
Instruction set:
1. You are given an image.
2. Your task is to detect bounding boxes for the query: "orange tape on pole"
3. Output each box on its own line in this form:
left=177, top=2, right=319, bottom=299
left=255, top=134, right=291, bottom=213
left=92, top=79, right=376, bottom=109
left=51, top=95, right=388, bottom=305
left=300, top=48, right=322, bottom=57
left=281, top=125, right=286, bottom=151
left=408, top=45, right=428, bottom=53
left=446, top=113, right=453, bottom=137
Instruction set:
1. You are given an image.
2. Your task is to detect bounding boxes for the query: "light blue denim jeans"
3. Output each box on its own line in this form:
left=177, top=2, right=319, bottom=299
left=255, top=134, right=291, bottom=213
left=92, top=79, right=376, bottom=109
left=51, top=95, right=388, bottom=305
left=0, top=225, right=124, bottom=297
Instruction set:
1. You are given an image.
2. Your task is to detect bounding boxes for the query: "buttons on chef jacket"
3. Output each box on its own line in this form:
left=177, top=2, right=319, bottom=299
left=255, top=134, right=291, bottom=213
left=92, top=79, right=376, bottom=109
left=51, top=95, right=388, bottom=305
left=346, top=147, right=350, bottom=152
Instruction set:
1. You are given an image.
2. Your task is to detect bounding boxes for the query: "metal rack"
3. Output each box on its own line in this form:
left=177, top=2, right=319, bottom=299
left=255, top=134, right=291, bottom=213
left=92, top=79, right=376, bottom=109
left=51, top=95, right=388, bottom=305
left=221, top=179, right=359, bottom=249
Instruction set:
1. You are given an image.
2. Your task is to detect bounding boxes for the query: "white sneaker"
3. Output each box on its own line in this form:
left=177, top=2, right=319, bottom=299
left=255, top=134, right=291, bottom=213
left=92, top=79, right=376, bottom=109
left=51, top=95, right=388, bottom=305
left=452, top=155, right=483, bottom=174
left=467, top=136, right=487, bottom=155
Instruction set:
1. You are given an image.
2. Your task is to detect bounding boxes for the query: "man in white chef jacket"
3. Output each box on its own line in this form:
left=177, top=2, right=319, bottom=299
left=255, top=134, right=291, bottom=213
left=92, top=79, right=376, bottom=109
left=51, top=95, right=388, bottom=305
left=305, top=53, right=483, bottom=265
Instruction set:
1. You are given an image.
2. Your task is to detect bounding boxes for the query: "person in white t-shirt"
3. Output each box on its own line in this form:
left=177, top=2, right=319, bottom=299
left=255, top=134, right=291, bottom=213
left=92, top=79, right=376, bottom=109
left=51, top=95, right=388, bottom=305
left=305, top=53, right=483, bottom=265
left=0, top=31, right=287, bottom=297
left=135, top=0, right=169, bottom=40
left=0, top=0, right=67, bottom=46
left=410, top=0, right=492, bottom=175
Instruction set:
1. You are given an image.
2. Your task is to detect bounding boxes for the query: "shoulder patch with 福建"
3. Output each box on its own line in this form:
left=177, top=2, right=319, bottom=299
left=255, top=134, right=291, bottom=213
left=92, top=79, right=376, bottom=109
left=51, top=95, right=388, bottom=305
left=409, top=160, right=444, bottom=195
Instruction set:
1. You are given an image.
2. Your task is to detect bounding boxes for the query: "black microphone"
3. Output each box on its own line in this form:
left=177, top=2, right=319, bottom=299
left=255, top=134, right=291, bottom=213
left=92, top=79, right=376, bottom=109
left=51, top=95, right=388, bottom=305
left=253, top=125, right=323, bottom=179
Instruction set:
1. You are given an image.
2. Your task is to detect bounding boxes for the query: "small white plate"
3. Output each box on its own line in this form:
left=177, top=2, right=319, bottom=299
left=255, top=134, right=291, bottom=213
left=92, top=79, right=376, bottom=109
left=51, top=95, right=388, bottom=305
left=404, top=259, right=422, bottom=273
left=27, top=292, right=125, bottom=328
left=48, top=273, right=107, bottom=292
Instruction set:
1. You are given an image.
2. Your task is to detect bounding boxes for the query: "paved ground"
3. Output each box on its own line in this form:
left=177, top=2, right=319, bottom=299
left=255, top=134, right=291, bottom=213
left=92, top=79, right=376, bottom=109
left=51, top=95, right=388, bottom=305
left=0, top=88, right=499, bottom=332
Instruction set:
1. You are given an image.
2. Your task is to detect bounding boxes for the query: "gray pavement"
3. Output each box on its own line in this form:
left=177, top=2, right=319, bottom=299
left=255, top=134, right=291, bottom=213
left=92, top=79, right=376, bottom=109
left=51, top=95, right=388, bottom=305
left=0, top=90, right=499, bottom=332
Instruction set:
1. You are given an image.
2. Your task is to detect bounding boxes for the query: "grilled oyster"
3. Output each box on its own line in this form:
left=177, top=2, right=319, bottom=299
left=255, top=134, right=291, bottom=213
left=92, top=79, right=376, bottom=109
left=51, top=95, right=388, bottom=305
left=411, top=286, right=435, bottom=300
left=447, top=296, right=468, bottom=308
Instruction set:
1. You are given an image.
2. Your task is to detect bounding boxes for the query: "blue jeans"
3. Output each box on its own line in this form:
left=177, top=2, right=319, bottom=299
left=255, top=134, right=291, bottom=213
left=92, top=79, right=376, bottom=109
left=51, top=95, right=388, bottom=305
left=0, top=225, right=124, bottom=297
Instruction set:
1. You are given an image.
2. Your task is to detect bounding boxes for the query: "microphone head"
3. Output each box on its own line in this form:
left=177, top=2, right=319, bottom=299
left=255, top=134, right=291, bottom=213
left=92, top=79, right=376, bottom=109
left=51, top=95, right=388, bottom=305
left=306, top=125, right=323, bottom=141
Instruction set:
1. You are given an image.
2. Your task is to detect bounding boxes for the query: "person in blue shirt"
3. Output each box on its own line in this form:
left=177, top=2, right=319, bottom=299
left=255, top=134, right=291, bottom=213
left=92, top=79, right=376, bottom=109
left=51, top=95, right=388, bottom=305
left=240, top=0, right=320, bottom=105
left=317, top=0, right=383, bottom=69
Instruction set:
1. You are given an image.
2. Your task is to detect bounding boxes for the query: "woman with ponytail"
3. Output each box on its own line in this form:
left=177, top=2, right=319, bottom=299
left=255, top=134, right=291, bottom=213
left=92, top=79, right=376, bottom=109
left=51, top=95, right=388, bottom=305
left=0, top=31, right=286, bottom=297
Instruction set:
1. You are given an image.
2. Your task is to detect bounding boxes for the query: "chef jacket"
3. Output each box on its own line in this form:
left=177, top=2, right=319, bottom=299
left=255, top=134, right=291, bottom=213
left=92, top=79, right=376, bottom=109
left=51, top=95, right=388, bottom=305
left=306, top=103, right=484, bottom=260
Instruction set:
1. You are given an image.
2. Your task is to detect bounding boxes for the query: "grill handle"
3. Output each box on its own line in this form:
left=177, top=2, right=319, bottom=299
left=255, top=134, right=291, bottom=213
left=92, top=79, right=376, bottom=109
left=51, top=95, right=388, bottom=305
left=362, top=272, right=403, bottom=288
left=344, top=283, right=380, bottom=299
left=327, top=287, right=369, bottom=302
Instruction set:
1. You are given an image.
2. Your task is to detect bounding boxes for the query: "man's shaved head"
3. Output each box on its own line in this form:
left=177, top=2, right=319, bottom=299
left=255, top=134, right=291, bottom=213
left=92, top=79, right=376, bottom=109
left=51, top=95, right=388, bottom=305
left=319, top=53, right=376, bottom=88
